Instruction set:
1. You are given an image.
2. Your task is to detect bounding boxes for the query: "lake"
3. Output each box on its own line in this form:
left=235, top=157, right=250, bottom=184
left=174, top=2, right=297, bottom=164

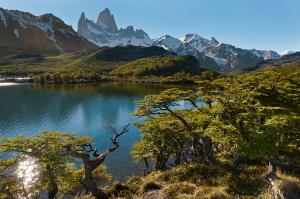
left=0, top=82, right=172, bottom=181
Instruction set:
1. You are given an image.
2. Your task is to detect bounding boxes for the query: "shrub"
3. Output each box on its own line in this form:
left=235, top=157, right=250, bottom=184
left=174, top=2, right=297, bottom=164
left=165, top=182, right=196, bottom=198
left=143, top=181, right=161, bottom=192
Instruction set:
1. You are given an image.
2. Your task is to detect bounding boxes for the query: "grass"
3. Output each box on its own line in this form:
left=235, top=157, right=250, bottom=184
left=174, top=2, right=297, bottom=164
left=259, top=171, right=300, bottom=199
left=104, top=154, right=300, bottom=199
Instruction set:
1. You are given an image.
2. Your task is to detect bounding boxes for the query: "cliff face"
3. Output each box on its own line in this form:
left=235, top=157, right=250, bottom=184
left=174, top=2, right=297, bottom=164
left=77, top=8, right=153, bottom=47
left=0, top=7, right=97, bottom=56
left=96, top=8, right=118, bottom=33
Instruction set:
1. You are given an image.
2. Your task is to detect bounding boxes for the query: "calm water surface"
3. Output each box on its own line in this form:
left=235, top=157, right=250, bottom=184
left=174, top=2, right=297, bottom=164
left=0, top=82, right=171, bottom=181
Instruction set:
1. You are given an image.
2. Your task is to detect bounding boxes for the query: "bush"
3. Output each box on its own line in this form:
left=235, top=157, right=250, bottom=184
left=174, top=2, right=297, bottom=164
left=165, top=182, right=196, bottom=198
left=126, top=176, right=143, bottom=194
left=109, top=182, right=132, bottom=198
left=143, top=181, right=161, bottom=192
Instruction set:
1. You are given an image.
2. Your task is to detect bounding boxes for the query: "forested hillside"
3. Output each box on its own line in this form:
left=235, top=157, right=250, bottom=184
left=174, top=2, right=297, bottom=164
left=0, top=46, right=219, bottom=84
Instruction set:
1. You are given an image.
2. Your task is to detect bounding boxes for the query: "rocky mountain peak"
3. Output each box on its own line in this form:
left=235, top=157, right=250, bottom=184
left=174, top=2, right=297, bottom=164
left=96, top=8, right=118, bottom=33
left=153, top=35, right=181, bottom=52
left=77, top=8, right=152, bottom=47
left=80, top=12, right=85, bottom=20
left=211, top=37, right=219, bottom=45
left=0, top=7, right=97, bottom=56
left=78, top=12, right=87, bottom=34
left=182, top=33, right=202, bottom=43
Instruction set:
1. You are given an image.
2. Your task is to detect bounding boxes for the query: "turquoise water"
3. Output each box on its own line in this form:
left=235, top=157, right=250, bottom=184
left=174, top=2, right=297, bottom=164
left=0, top=82, right=168, bottom=180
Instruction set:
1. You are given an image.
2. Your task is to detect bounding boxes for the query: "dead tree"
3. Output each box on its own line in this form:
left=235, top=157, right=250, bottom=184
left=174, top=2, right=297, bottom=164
left=67, top=124, right=129, bottom=199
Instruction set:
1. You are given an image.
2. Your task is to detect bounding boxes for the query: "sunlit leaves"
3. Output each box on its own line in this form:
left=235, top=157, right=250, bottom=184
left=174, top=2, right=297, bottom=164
left=0, top=131, right=103, bottom=198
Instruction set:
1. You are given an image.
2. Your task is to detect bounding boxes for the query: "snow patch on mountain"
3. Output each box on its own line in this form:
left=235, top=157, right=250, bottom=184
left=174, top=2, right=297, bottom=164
left=250, top=49, right=280, bottom=60
left=0, top=10, right=8, bottom=27
left=153, top=35, right=181, bottom=52
left=206, top=51, right=227, bottom=65
left=181, top=33, right=219, bottom=53
left=280, top=50, right=295, bottom=56
left=13, top=28, right=19, bottom=38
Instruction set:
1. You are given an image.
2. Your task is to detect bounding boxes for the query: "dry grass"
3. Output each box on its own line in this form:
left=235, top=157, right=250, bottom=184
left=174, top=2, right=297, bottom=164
left=259, top=171, right=300, bottom=199
left=106, top=163, right=300, bottom=199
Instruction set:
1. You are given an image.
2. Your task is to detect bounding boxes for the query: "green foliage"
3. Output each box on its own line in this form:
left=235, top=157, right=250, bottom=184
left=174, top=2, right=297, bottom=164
left=0, top=47, right=220, bottom=84
left=0, top=63, right=299, bottom=198
left=0, top=132, right=110, bottom=198
left=132, top=65, right=300, bottom=173
left=110, top=55, right=200, bottom=77
left=132, top=114, right=191, bottom=161
left=212, top=66, right=300, bottom=158
left=59, top=164, right=111, bottom=196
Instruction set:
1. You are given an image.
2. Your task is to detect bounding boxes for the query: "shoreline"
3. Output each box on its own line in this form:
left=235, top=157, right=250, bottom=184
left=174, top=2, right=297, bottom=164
left=0, top=76, right=197, bottom=85
left=0, top=77, right=31, bottom=83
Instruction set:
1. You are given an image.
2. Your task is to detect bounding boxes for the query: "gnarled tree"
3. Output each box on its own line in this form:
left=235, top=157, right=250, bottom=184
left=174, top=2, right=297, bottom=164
left=64, top=124, right=129, bottom=199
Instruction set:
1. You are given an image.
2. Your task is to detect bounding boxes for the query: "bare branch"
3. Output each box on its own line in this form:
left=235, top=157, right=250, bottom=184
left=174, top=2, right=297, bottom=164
left=91, top=124, right=130, bottom=169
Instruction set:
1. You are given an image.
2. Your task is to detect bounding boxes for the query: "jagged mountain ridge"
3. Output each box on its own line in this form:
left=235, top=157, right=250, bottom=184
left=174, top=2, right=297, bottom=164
left=152, top=35, right=220, bottom=71
left=78, top=8, right=152, bottom=47
left=0, top=6, right=286, bottom=73
left=0, top=7, right=97, bottom=56
left=77, top=8, right=284, bottom=72
left=153, top=34, right=282, bottom=72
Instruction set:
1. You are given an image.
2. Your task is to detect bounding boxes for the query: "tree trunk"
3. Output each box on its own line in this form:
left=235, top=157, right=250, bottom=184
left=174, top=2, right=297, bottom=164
left=201, top=136, right=214, bottom=163
left=155, top=155, right=169, bottom=170
left=175, top=151, right=182, bottom=165
left=267, top=158, right=278, bottom=182
left=45, top=165, right=58, bottom=199
left=48, top=176, right=58, bottom=199
left=190, top=135, right=214, bottom=163
left=84, top=163, right=108, bottom=199
left=191, top=135, right=204, bottom=162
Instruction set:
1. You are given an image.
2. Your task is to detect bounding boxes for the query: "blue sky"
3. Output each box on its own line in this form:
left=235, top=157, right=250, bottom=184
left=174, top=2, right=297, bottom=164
left=0, top=0, right=299, bottom=52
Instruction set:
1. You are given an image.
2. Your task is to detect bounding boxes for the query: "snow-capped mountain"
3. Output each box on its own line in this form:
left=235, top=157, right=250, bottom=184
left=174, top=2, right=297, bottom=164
left=77, top=9, right=282, bottom=72
left=153, top=35, right=181, bottom=52
left=153, top=35, right=220, bottom=71
left=0, top=6, right=283, bottom=73
left=250, top=49, right=280, bottom=60
left=211, top=43, right=262, bottom=71
left=153, top=33, right=265, bottom=72
left=181, top=34, right=219, bottom=54
left=280, top=50, right=295, bottom=56
left=0, top=7, right=97, bottom=56
left=78, top=8, right=152, bottom=47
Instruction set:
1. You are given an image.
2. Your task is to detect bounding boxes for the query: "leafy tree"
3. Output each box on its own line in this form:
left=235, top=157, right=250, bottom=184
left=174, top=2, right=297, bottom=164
left=132, top=115, right=191, bottom=170
left=0, top=127, right=129, bottom=199
left=133, top=66, right=299, bottom=178
left=59, top=164, right=111, bottom=197
left=204, top=66, right=300, bottom=173
left=0, top=159, right=20, bottom=198
left=63, top=124, right=129, bottom=199
left=0, top=132, right=82, bottom=199
left=133, top=88, right=227, bottom=167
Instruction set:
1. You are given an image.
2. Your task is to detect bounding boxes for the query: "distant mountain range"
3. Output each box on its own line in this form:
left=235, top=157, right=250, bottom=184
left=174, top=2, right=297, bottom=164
left=243, top=52, right=300, bottom=72
left=77, top=8, right=285, bottom=72
left=0, top=6, right=298, bottom=73
left=0, top=7, right=97, bottom=56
